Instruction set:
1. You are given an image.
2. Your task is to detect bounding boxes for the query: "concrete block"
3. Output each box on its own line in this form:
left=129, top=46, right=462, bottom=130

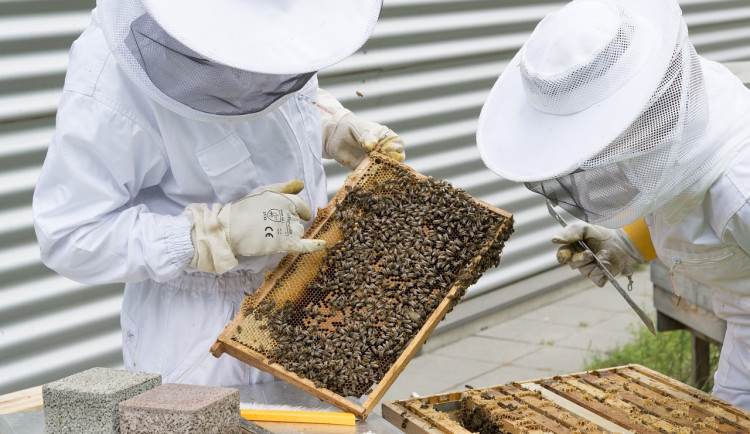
left=43, top=367, right=161, bottom=434
left=118, top=383, right=240, bottom=434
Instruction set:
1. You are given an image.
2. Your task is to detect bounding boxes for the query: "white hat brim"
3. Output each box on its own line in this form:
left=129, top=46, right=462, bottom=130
left=477, top=0, right=682, bottom=182
left=141, top=0, right=382, bottom=74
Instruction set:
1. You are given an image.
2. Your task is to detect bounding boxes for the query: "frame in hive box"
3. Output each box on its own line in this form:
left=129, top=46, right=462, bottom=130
left=210, top=154, right=514, bottom=419
left=383, top=364, right=750, bottom=433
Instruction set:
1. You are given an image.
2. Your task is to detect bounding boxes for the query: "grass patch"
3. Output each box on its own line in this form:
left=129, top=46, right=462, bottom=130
left=584, top=325, right=720, bottom=392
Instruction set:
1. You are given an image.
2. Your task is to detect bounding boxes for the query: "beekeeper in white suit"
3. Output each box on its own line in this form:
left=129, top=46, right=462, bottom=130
left=477, top=0, right=750, bottom=410
left=32, top=0, right=404, bottom=386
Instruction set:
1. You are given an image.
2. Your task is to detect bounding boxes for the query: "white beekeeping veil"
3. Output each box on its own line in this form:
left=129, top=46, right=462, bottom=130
left=97, top=0, right=382, bottom=121
left=477, top=0, right=750, bottom=228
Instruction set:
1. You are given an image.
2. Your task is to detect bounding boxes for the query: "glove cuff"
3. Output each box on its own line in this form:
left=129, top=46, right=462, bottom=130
left=614, top=228, right=647, bottom=265
left=184, top=203, right=238, bottom=274
left=316, top=88, right=350, bottom=122
left=317, top=88, right=353, bottom=160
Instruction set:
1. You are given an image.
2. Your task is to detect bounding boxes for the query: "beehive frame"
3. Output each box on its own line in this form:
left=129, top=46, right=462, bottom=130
left=383, top=364, right=750, bottom=433
left=210, top=155, right=513, bottom=419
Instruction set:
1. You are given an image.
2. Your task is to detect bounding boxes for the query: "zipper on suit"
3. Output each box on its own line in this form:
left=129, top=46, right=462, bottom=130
left=298, top=92, right=332, bottom=115
left=297, top=92, right=314, bottom=106
left=174, top=301, right=236, bottom=383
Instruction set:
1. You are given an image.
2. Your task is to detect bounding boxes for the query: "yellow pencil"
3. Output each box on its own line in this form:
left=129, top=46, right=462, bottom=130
left=240, top=409, right=356, bottom=426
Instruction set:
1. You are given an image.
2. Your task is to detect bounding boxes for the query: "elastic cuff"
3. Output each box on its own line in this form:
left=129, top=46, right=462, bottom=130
left=187, top=203, right=237, bottom=274
left=166, top=214, right=195, bottom=269
left=622, top=218, right=657, bottom=262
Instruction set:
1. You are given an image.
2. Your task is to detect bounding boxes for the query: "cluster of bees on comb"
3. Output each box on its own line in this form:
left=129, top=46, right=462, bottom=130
left=242, top=162, right=513, bottom=398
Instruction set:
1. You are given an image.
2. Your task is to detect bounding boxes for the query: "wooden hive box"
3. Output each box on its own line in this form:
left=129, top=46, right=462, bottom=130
left=383, top=364, right=750, bottom=433
left=210, top=155, right=514, bottom=420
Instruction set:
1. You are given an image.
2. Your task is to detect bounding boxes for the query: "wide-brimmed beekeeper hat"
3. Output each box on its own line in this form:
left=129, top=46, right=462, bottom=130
left=98, top=0, right=382, bottom=74
left=96, top=0, right=382, bottom=121
left=477, top=0, right=682, bottom=182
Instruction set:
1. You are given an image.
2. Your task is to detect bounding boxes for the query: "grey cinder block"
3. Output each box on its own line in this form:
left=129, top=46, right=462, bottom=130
left=43, top=367, right=161, bottom=433
left=118, top=383, right=241, bottom=434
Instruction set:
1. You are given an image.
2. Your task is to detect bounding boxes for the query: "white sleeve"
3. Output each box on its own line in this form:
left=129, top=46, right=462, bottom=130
left=32, top=92, right=194, bottom=285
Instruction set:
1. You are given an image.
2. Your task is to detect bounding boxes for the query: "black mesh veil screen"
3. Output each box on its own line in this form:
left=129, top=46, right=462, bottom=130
left=125, top=14, right=315, bottom=116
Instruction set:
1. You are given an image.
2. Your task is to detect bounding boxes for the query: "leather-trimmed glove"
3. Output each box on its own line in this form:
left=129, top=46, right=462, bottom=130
left=317, top=88, right=405, bottom=170
left=183, top=180, right=326, bottom=275
left=552, top=222, right=645, bottom=287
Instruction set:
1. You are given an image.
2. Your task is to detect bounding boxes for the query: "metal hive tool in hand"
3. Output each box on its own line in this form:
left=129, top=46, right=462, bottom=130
left=211, top=155, right=514, bottom=419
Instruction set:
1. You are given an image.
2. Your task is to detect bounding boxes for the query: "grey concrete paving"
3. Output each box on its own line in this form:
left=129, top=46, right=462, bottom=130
left=375, top=265, right=654, bottom=414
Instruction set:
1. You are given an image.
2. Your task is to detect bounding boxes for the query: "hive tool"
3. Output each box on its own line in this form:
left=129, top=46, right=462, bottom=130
left=546, top=200, right=657, bottom=335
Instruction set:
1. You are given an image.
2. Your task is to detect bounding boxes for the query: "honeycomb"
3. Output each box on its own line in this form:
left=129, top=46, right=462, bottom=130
left=386, top=365, right=750, bottom=433
left=231, top=155, right=513, bottom=398
left=458, top=388, right=599, bottom=433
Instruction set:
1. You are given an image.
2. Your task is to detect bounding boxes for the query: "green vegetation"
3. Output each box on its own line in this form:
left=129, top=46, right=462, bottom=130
left=584, top=325, right=720, bottom=392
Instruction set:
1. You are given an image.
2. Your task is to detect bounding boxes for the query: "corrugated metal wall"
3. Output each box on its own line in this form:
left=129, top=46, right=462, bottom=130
left=0, top=0, right=125, bottom=395
left=2, top=0, right=750, bottom=394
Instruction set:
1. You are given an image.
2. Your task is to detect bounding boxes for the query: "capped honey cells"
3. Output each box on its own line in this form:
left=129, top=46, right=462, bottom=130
left=384, top=365, right=750, bottom=433
left=231, top=156, right=513, bottom=399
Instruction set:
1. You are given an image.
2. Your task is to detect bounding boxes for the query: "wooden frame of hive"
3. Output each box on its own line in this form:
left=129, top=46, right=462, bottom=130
left=210, top=155, right=513, bottom=420
left=382, top=364, right=750, bottom=433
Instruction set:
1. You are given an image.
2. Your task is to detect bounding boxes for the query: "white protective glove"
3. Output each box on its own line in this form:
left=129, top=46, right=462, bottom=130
left=552, top=222, right=645, bottom=287
left=316, top=88, right=405, bottom=170
left=183, top=180, right=326, bottom=275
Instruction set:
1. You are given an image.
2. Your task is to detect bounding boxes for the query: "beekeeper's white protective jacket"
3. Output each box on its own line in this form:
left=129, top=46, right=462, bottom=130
left=649, top=141, right=750, bottom=408
left=32, top=14, right=328, bottom=386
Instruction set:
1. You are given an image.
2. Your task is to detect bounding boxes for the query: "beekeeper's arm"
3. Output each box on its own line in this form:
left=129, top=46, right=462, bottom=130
left=32, top=93, right=191, bottom=285
left=317, top=88, right=405, bottom=169
left=33, top=93, right=323, bottom=285
left=552, top=219, right=656, bottom=286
